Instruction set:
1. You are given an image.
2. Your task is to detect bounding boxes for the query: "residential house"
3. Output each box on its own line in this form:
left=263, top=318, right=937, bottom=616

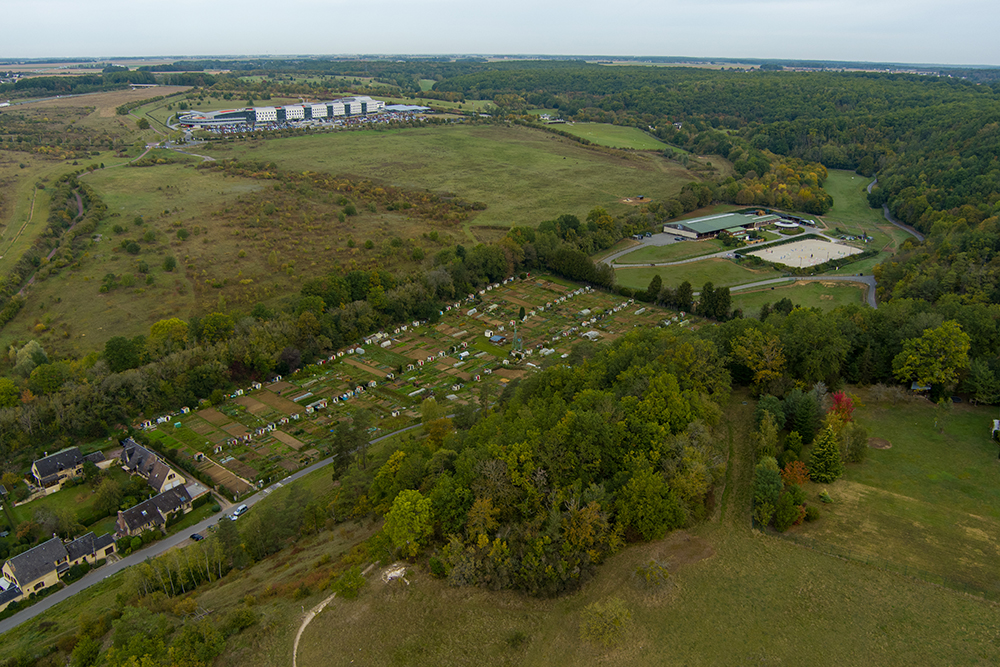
left=65, top=532, right=116, bottom=567
left=120, top=438, right=186, bottom=493
left=31, top=448, right=83, bottom=490
left=0, top=532, right=116, bottom=612
left=116, top=486, right=193, bottom=537
left=1, top=537, right=68, bottom=597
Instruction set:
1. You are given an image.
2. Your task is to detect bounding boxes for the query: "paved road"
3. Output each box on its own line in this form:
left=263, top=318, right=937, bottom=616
left=726, top=274, right=878, bottom=308
left=0, top=421, right=427, bottom=637
left=867, top=178, right=925, bottom=242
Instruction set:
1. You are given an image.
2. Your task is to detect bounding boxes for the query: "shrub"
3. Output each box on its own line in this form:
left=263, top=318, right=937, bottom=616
left=781, top=460, right=810, bottom=487
left=221, top=606, right=257, bottom=637
left=783, top=431, right=804, bottom=457
left=773, top=491, right=803, bottom=532
left=786, top=483, right=806, bottom=506
left=428, top=556, right=446, bottom=578
left=804, top=505, right=820, bottom=522
left=841, top=421, right=869, bottom=464
left=819, top=490, right=833, bottom=504
left=580, top=597, right=632, bottom=648
left=331, top=565, right=366, bottom=599
left=631, top=560, right=670, bottom=590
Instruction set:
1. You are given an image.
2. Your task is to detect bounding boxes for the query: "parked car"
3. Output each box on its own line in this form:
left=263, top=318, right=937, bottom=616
left=190, top=533, right=204, bottom=542
left=229, top=504, right=249, bottom=521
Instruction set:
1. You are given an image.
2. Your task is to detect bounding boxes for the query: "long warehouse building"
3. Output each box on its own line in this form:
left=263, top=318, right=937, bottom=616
left=176, top=96, right=386, bottom=128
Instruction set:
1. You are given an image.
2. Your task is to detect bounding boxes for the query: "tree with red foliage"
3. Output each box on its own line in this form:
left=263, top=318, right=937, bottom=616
left=829, top=391, right=855, bottom=422
left=781, top=460, right=810, bottom=487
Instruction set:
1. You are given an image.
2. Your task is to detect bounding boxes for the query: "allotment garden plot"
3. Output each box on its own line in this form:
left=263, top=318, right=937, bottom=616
left=140, top=276, right=678, bottom=495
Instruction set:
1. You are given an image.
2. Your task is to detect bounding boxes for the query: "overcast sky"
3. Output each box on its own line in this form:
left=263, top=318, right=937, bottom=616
left=5, top=0, right=999, bottom=66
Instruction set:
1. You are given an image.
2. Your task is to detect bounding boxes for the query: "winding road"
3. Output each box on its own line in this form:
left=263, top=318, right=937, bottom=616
left=0, top=421, right=427, bottom=638
left=867, top=178, right=925, bottom=242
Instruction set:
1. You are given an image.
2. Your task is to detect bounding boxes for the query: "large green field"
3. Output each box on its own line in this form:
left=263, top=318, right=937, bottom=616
left=821, top=170, right=913, bottom=249
left=730, top=280, right=866, bottom=315
left=296, top=523, right=1000, bottom=667
left=554, top=122, right=669, bottom=150
left=796, top=390, right=1000, bottom=597
left=199, top=124, right=695, bottom=228
left=615, top=258, right=779, bottom=291
left=613, top=239, right=726, bottom=264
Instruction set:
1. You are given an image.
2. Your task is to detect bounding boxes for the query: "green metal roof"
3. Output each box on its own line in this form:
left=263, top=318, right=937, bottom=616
left=672, top=213, right=757, bottom=235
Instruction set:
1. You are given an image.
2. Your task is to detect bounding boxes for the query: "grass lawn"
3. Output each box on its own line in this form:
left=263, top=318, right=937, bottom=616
left=166, top=502, right=219, bottom=535
left=11, top=467, right=132, bottom=527
left=614, top=239, right=725, bottom=264
left=795, top=389, right=1000, bottom=596
left=730, top=280, right=865, bottom=316
left=615, top=259, right=779, bottom=291
left=199, top=124, right=695, bottom=228
left=820, top=169, right=916, bottom=252
left=555, top=123, right=668, bottom=150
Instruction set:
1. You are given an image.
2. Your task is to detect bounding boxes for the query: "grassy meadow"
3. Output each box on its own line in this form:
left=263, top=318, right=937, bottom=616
left=613, top=239, right=726, bottom=264
left=615, top=259, right=779, bottom=291
left=795, top=390, right=1000, bottom=596
left=198, top=124, right=696, bottom=228
left=554, top=123, right=669, bottom=150
left=730, top=280, right=866, bottom=315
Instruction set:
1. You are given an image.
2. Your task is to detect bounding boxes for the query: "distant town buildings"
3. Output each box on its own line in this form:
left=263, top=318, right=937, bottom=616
left=176, top=95, right=386, bottom=128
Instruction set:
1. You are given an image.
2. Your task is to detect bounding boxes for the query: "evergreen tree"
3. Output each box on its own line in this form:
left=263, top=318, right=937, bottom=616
left=809, top=427, right=844, bottom=483
left=645, top=274, right=663, bottom=303
left=675, top=280, right=694, bottom=312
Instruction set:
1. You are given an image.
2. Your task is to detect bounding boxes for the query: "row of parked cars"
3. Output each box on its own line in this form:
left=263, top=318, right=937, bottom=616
left=189, top=504, right=249, bottom=541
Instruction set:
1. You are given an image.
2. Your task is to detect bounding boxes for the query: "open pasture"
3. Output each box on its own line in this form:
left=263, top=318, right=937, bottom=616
left=198, top=124, right=696, bottom=228
left=614, top=238, right=726, bottom=264
left=554, top=122, right=669, bottom=150
left=295, top=523, right=1000, bottom=667
left=796, top=390, right=1000, bottom=598
left=615, top=258, right=779, bottom=291
left=746, top=238, right=862, bottom=268
left=729, top=280, right=865, bottom=315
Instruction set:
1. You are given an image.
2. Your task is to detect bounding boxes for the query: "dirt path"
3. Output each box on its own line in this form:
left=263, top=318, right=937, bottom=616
left=292, top=592, right=337, bottom=667
left=0, top=186, right=38, bottom=260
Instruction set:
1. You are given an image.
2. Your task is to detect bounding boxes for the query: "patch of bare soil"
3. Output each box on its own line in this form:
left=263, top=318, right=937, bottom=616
left=869, top=437, right=892, bottom=449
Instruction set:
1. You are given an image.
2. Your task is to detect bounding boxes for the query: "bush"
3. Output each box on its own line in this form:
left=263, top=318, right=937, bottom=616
left=221, top=606, right=258, bottom=637
left=631, top=560, right=670, bottom=590
left=804, top=505, right=820, bottom=522
left=819, top=490, right=833, bottom=504
left=773, top=492, right=803, bottom=532
left=841, top=421, right=870, bottom=464
left=331, top=565, right=366, bottom=599
left=580, top=597, right=632, bottom=648
left=428, top=556, right=446, bottom=578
